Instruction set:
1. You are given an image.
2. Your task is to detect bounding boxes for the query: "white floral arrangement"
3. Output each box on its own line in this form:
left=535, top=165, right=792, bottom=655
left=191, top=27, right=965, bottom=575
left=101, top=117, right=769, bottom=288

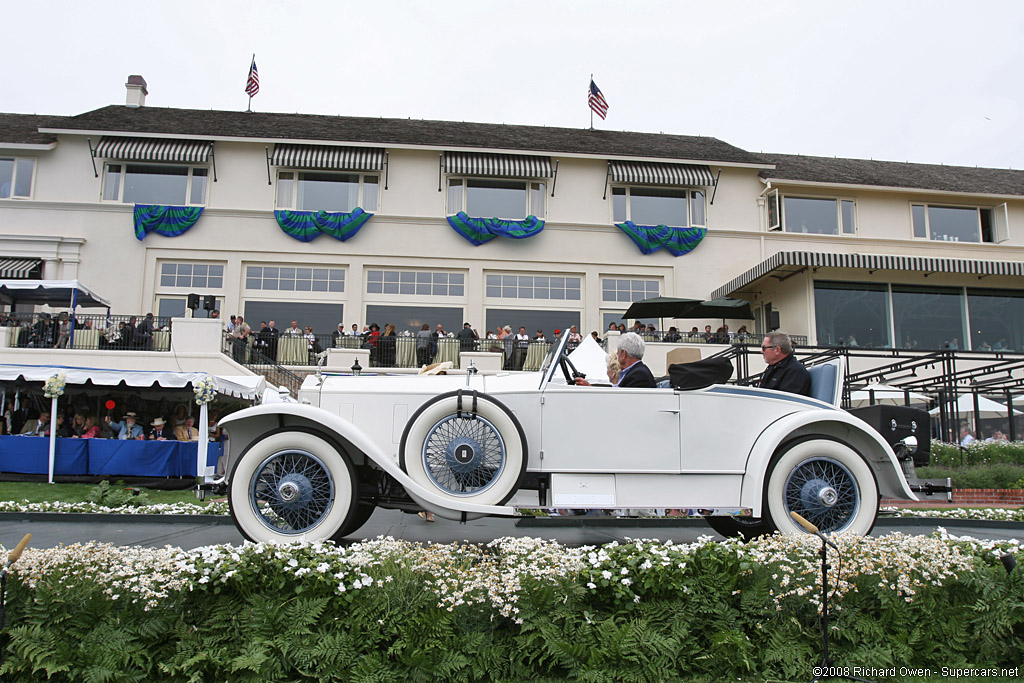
left=43, top=371, right=67, bottom=399
left=401, top=330, right=412, bottom=337
left=192, top=374, right=217, bottom=406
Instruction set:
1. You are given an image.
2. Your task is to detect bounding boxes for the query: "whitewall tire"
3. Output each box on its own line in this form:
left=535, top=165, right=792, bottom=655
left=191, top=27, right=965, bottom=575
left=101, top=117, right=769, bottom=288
left=400, top=391, right=527, bottom=506
left=229, top=429, right=358, bottom=543
left=765, top=438, right=878, bottom=536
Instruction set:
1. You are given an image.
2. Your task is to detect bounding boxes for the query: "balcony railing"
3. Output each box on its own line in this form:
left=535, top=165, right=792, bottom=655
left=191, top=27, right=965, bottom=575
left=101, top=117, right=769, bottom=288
left=2, top=313, right=173, bottom=352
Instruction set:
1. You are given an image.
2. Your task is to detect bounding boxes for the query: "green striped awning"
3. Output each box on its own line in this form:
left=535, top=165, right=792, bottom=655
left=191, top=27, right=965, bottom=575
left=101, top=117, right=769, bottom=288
left=609, top=160, right=715, bottom=186
left=444, top=152, right=553, bottom=178
left=93, top=136, right=212, bottom=163
left=0, top=258, right=40, bottom=279
left=271, top=144, right=384, bottom=171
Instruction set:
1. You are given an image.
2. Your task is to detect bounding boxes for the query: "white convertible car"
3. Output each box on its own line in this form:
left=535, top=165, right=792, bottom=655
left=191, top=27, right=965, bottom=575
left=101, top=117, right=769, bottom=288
left=218, top=330, right=919, bottom=543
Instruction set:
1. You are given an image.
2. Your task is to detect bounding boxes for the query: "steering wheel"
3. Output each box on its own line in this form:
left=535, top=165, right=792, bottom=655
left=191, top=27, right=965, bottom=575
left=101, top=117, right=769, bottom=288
left=559, top=352, right=584, bottom=384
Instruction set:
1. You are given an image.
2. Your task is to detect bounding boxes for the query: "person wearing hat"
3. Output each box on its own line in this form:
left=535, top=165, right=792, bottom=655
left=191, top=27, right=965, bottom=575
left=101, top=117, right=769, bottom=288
left=456, top=322, right=478, bottom=352
left=148, top=417, right=174, bottom=441
left=106, top=412, right=144, bottom=440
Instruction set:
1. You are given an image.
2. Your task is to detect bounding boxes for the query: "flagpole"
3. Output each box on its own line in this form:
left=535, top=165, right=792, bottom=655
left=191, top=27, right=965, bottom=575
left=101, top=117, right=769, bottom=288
left=589, top=74, right=594, bottom=130
left=247, top=53, right=255, bottom=112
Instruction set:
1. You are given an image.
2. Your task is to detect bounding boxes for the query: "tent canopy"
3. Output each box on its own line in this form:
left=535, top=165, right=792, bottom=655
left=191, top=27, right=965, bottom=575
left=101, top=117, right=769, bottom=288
left=621, top=296, right=754, bottom=322
left=0, top=364, right=265, bottom=400
left=849, top=383, right=930, bottom=409
left=0, top=280, right=112, bottom=309
left=928, top=394, right=1022, bottom=419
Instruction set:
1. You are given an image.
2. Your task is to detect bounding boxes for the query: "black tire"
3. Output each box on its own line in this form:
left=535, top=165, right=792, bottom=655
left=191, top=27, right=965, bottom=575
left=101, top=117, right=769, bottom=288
left=763, top=437, right=879, bottom=536
left=228, top=428, right=362, bottom=543
left=704, top=515, right=774, bottom=540
left=399, top=390, right=527, bottom=506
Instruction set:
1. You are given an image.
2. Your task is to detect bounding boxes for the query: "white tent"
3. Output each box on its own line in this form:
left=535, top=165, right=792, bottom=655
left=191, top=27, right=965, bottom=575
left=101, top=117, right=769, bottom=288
left=0, top=364, right=265, bottom=400
left=0, top=279, right=111, bottom=309
left=928, top=394, right=1023, bottom=419
left=850, top=383, right=930, bottom=409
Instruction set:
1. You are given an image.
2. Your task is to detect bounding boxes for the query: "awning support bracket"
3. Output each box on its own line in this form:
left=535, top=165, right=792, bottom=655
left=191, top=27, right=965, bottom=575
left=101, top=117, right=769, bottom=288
left=602, top=162, right=611, bottom=200
left=550, top=159, right=559, bottom=197
left=384, top=151, right=390, bottom=190
left=209, top=143, right=218, bottom=182
left=438, top=153, right=444, bottom=192
left=709, top=168, right=722, bottom=205
left=86, top=138, right=98, bottom=178
left=265, top=146, right=272, bottom=186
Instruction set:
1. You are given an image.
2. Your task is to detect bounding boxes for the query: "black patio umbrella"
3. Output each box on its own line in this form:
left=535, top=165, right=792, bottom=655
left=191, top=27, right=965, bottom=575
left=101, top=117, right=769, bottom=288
left=674, top=297, right=754, bottom=321
left=621, top=297, right=701, bottom=320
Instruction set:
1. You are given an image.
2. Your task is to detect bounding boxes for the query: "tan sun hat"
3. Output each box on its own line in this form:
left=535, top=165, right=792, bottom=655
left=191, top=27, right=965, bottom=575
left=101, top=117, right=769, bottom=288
left=151, top=417, right=166, bottom=427
left=418, top=361, right=453, bottom=376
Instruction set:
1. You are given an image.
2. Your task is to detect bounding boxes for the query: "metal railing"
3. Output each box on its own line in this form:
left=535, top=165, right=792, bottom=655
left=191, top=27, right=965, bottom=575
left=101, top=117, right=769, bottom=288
left=2, top=312, right=173, bottom=351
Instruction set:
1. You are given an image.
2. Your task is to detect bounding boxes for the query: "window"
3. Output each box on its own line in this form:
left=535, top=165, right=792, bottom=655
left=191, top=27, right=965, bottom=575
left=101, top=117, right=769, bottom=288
left=814, top=282, right=890, bottom=348
left=157, top=296, right=220, bottom=319
left=0, top=157, right=35, bottom=199
left=277, top=171, right=379, bottom=212
left=485, top=274, right=581, bottom=301
left=766, top=192, right=855, bottom=235
left=911, top=203, right=999, bottom=243
left=367, top=270, right=464, bottom=297
left=246, top=266, right=345, bottom=293
left=366, top=305, right=463, bottom=334
left=966, top=289, right=1024, bottom=352
left=601, top=278, right=660, bottom=303
left=447, top=178, right=545, bottom=220
left=160, top=262, right=224, bottom=289
left=891, top=285, right=966, bottom=350
left=612, top=187, right=705, bottom=227
left=244, top=301, right=343, bottom=335
left=103, top=163, right=208, bottom=205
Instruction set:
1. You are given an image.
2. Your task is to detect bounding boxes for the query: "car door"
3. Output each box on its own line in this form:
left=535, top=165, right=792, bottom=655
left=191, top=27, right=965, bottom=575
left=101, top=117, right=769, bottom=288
left=537, top=384, right=682, bottom=473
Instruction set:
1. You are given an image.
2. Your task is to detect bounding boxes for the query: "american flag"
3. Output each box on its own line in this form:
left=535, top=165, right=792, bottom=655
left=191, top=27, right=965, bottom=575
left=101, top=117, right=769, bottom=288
left=588, top=79, right=608, bottom=120
left=245, top=58, right=259, bottom=98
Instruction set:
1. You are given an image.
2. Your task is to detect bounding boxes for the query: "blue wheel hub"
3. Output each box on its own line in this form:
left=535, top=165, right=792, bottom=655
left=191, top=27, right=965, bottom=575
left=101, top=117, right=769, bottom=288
left=446, top=436, right=484, bottom=475
left=784, top=456, right=859, bottom=533
left=275, top=472, right=315, bottom=511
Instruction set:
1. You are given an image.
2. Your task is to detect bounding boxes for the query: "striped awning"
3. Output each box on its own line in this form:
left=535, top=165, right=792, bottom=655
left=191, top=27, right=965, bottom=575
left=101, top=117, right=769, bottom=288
left=271, top=144, right=384, bottom=171
left=0, top=258, right=40, bottom=279
left=711, top=251, right=1024, bottom=300
left=609, top=161, right=715, bottom=186
left=444, top=152, right=553, bottom=178
left=93, top=136, right=212, bottom=163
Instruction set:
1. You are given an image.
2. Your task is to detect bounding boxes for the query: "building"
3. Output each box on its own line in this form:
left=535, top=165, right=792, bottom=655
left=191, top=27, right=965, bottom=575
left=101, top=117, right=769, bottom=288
left=2, top=75, right=1023, bottom=354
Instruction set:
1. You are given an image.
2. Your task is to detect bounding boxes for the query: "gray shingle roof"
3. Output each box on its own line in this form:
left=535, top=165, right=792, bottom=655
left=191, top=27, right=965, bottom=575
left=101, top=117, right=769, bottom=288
left=763, top=152, right=1024, bottom=197
left=45, top=105, right=770, bottom=166
left=0, top=113, right=62, bottom=146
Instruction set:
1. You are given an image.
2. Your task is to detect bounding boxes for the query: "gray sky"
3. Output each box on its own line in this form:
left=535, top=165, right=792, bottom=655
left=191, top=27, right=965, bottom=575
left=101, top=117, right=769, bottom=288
left=7, top=0, right=1024, bottom=169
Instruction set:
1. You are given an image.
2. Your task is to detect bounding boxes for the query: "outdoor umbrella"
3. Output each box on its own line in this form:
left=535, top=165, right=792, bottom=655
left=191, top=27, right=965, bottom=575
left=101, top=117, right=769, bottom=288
left=927, top=394, right=1023, bottom=419
left=674, top=297, right=754, bottom=321
left=849, top=383, right=930, bottom=409
left=621, top=297, right=701, bottom=321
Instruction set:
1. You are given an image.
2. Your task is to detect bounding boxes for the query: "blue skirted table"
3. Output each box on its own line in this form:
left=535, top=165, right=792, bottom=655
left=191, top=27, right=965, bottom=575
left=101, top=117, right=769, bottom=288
left=0, top=435, right=221, bottom=477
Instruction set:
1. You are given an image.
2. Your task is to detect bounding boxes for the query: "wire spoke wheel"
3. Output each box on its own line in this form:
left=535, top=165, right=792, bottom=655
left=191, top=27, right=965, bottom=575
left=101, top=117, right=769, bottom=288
left=783, top=456, right=859, bottom=533
left=423, top=414, right=506, bottom=495
left=251, top=449, right=335, bottom=533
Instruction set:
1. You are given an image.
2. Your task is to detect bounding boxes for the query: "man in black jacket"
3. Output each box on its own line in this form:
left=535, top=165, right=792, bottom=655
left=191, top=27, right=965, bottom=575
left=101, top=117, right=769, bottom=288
left=574, top=332, right=656, bottom=388
left=759, top=332, right=812, bottom=397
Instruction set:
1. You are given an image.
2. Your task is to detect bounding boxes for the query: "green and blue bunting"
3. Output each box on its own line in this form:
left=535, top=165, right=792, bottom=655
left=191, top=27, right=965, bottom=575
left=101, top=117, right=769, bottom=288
left=132, top=205, right=204, bottom=241
left=446, top=212, right=544, bottom=246
left=274, top=208, right=373, bottom=242
left=615, top=221, right=707, bottom=256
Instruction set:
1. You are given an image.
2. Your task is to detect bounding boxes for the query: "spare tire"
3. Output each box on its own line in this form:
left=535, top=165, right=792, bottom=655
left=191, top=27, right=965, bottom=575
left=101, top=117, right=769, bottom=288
left=399, top=390, right=527, bottom=506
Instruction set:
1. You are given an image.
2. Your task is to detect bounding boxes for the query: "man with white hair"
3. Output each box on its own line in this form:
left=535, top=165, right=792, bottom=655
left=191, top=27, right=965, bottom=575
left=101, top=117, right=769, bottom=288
left=574, top=332, right=656, bottom=388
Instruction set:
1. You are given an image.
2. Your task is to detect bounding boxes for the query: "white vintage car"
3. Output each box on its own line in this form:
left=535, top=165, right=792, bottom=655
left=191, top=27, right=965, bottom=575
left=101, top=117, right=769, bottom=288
left=218, top=330, right=918, bottom=543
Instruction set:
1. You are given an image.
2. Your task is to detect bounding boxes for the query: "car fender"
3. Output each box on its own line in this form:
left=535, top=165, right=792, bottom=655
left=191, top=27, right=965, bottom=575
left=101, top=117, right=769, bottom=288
left=219, top=403, right=519, bottom=519
left=739, top=408, right=917, bottom=513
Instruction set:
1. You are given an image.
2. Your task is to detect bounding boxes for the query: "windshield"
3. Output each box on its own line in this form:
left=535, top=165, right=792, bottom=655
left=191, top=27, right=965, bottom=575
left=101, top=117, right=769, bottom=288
left=539, top=328, right=572, bottom=387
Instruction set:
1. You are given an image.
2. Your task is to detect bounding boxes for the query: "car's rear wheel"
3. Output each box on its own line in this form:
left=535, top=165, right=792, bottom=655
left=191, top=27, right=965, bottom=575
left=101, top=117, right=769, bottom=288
left=229, top=429, right=362, bottom=543
left=765, top=437, right=878, bottom=536
left=400, top=390, right=527, bottom=507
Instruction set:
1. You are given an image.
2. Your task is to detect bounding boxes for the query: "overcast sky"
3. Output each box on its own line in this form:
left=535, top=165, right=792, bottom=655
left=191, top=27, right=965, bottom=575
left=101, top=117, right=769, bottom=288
left=7, top=0, right=1023, bottom=169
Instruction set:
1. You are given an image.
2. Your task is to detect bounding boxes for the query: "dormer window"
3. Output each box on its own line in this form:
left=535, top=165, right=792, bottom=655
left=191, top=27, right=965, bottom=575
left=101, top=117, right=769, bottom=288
left=443, top=152, right=552, bottom=220
left=766, top=191, right=855, bottom=235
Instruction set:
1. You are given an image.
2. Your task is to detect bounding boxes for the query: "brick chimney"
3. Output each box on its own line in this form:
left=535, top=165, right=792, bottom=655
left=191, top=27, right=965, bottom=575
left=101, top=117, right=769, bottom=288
left=125, top=75, right=148, bottom=108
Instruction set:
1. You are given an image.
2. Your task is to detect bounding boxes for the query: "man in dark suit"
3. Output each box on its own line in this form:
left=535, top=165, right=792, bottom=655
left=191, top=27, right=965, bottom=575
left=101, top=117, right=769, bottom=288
left=759, top=332, right=812, bottom=397
left=575, top=332, right=656, bottom=388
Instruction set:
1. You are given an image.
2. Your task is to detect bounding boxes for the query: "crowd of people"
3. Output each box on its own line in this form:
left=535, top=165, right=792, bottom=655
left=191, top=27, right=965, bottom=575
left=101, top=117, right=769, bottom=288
left=0, top=311, right=166, bottom=350
left=2, top=400, right=223, bottom=442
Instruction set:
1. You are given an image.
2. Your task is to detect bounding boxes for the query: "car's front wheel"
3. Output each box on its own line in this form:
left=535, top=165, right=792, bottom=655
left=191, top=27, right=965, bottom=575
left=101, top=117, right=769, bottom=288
left=764, top=437, right=879, bottom=536
left=229, top=429, right=364, bottom=543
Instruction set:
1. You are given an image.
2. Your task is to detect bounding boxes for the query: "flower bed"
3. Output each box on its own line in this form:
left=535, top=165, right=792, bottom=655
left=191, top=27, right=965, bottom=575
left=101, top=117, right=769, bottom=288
left=2, top=532, right=1021, bottom=681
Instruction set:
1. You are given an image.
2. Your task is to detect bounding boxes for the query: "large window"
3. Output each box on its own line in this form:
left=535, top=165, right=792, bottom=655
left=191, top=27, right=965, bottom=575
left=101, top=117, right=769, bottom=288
left=766, top=192, right=854, bottom=235
left=447, top=179, right=545, bottom=220
left=486, top=308, right=580, bottom=339
left=0, top=157, right=35, bottom=199
left=244, top=301, right=344, bottom=335
left=601, top=278, right=660, bottom=303
left=612, top=187, right=705, bottom=227
left=911, top=203, right=996, bottom=243
left=246, top=266, right=344, bottom=293
left=486, top=274, right=581, bottom=301
left=276, top=171, right=379, bottom=212
left=814, top=282, right=890, bottom=348
left=367, top=270, right=464, bottom=297
left=365, top=305, right=463, bottom=334
left=103, top=163, right=208, bottom=205
left=891, top=285, right=966, bottom=350
left=967, top=289, right=1024, bottom=352
left=160, top=262, right=224, bottom=289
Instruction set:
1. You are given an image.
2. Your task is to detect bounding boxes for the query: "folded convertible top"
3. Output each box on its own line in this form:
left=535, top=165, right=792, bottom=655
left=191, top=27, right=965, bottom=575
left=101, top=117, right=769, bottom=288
left=668, top=357, right=734, bottom=390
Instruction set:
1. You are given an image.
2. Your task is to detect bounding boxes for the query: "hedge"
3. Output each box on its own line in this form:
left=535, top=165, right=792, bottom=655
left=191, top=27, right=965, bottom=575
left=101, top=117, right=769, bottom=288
left=1, top=532, right=1022, bottom=682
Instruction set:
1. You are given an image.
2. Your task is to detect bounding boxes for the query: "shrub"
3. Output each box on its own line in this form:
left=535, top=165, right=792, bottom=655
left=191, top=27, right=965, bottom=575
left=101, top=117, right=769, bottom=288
left=916, top=463, right=1024, bottom=489
left=86, top=480, right=151, bottom=508
left=2, top=533, right=1022, bottom=681
left=929, top=440, right=1024, bottom=467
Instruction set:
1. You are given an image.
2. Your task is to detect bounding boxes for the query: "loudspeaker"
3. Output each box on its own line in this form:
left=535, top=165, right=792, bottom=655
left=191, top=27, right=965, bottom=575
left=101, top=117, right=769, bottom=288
left=768, top=310, right=780, bottom=330
left=202, top=295, right=215, bottom=311
left=186, top=293, right=200, bottom=310
left=847, top=404, right=931, bottom=467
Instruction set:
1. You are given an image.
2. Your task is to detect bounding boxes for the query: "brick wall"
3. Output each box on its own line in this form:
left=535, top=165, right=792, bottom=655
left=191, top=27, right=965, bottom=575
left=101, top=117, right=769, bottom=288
left=883, top=489, right=1024, bottom=507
